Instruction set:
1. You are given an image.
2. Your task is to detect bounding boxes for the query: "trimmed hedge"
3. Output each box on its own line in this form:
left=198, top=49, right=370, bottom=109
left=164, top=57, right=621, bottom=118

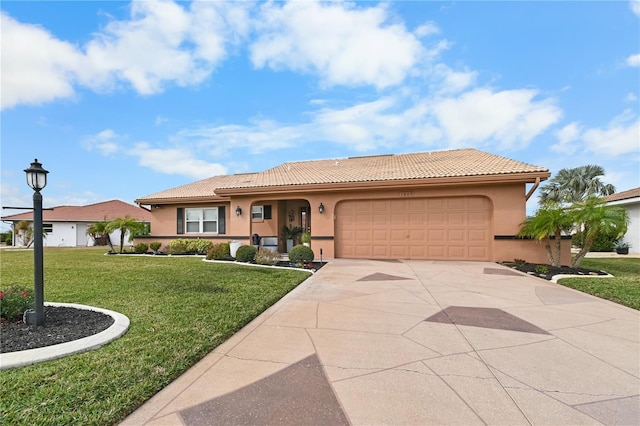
left=206, top=243, right=231, bottom=260
left=289, top=244, right=314, bottom=262
left=235, top=245, right=257, bottom=262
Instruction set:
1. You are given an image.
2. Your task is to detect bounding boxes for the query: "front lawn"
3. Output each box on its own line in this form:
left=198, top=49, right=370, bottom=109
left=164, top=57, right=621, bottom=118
left=558, top=258, right=640, bottom=310
left=0, top=247, right=310, bottom=425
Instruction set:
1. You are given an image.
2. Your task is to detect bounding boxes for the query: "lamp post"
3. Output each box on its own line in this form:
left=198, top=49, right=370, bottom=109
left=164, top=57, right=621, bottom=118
left=24, top=159, right=48, bottom=326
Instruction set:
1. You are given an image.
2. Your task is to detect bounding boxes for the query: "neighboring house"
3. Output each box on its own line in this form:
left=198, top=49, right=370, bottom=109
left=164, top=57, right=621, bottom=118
left=135, top=148, right=570, bottom=264
left=2, top=200, right=151, bottom=247
left=605, top=187, right=640, bottom=253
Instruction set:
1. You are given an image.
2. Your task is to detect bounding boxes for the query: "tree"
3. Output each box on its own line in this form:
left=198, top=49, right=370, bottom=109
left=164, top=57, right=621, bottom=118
left=105, top=216, right=146, bottom=253
left=539, top=165, right=616, bottom=205
left=518, top=205, right=574, bottom=267
left=569, top=197, right=629, bottom=267
left=86, top=218, right=115, bottom=252
left=15, top=221, right=32, bottom=247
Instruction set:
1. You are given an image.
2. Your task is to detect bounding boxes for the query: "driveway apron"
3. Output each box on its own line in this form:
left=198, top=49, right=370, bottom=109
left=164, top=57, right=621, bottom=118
left=122, top=259, right=640, bottom=425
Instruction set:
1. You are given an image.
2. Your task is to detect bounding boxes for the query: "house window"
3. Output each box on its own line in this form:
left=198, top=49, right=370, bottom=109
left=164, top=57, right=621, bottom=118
left=43, top=223, right=53, bottom=233
left=252, top=206, right=264, bottom=221
left=185, top=208, right=218, bottom=233
left=251, top=205, right=272, bottom=221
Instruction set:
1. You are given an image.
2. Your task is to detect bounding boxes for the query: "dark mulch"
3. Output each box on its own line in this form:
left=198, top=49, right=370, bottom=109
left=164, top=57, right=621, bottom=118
left=0, top=306, right=114, bottom=353
left=501, top=262, right=609, bottom=281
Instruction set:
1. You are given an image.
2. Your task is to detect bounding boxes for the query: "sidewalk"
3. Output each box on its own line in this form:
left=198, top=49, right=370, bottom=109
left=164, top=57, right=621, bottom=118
left=123, top=259, right=639, bottom=425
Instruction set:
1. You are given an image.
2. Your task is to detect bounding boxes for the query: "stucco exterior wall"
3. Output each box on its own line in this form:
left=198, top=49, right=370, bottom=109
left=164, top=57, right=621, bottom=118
left=138, top=181, right=556, bottom=263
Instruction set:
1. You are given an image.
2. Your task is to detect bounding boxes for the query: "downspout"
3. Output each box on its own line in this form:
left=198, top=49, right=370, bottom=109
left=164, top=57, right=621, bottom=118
left=525, top=177, right=541, bottom=201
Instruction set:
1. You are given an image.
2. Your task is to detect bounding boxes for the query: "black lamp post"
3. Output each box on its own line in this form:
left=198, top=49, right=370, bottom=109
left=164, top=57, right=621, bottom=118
left=24, top=159, right=48, bottom=326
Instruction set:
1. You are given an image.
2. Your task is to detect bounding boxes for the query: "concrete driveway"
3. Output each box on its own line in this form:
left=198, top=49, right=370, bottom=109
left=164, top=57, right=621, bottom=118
left=123, top=259, right=639, bottom=425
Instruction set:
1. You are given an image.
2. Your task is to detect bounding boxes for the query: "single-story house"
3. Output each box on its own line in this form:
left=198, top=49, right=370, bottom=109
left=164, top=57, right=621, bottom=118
left=135, top=148, right=570, bottom=264
left=605, top=187, right=640, bottom=253
left=2, top=199, right=151, bottom=247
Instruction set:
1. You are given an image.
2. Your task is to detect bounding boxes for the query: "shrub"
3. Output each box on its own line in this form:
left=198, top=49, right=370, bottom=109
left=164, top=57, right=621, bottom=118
left=188, top=239, right=213, bottom=255
left=206, top=243, right=230, bottom=260
left=572, top=229, right=619, bottom=252
left=514, top=258, right=526, bottom=265
left=0, top=286, right=35, bottom=320
left=168, top=239, right=191, bottom=255
left=535, top=264, right=549, bottom=274
left=255, top=248, right=280, bottom=265
left=301, top=232, right=311, bottom=244
left=134, top=243, right=149, bottom=254
left=149, top=242, right=162, bottom=252
left=235, top=245, right=257, bottom=262
left=289, top=244, right=314, bottom=263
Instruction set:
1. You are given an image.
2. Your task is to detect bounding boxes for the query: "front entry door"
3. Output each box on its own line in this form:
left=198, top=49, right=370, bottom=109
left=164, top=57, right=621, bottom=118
left=299, top=206, right=310, bottom=233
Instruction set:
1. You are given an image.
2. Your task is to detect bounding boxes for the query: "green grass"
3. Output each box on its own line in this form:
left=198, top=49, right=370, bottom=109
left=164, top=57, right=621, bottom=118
left=559, top=258, right=640, bottom=310
left=0, top=247, right=310, bottom=425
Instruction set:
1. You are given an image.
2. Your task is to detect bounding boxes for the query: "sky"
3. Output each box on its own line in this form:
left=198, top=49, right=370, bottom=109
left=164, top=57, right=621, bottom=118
left=1, top=0, right=639, bottom=230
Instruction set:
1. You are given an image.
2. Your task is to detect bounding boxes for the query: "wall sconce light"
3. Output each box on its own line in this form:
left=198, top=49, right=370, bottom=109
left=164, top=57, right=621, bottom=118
left=235, top=206, right=242, bottom=216
left=318, top=202, right=325, bottom=214
left=288, top=209, right=295, bottom=222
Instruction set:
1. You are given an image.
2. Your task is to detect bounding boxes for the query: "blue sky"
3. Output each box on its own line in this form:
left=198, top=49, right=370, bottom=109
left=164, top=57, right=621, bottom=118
left=2, top=1, right=639, bottom=228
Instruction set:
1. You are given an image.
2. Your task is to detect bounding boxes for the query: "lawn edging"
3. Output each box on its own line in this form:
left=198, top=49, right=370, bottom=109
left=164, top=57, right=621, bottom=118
left=0, top=302, right=130, bottom=370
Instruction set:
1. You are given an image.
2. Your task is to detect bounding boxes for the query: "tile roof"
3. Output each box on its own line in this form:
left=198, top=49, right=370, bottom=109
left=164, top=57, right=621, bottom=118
left=136, top=148, right=549, bottom=202
left=604, top=187, right=640, bottom=202
left=1, top=200, right=151, bottom=222
left=135, top=174, right=257, bottom=202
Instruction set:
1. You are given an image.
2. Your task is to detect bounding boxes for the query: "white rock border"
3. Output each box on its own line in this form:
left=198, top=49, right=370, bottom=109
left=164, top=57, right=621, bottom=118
left=0, top=302, right=130, bottom=370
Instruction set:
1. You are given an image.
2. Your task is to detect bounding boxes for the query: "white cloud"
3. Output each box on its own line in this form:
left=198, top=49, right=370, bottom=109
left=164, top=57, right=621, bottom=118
left=81, top=129, right=122, bottom=155
left=582, top=113, right=640, bottom=156
left=415, top=21, right=440, bottom=38
left=432, top=88, right=562, bottom=149
left=250, top=1, right=424, bottom=88
left=550, top=110, right=640, bottom=158
left=128, top=143, right=228, bottom=179
left=173, top=85, right=561, bottom=155
left=551, top=122, right=581, bottom=154
left=1, top=2, right=250, bottom=109
left=0, top=13, right=85, bottom=109
left=626, top=53, right=640, bottom=67
left=631, top=0, right=640, bottom=16
left=625, top=92, right=638, bottom=102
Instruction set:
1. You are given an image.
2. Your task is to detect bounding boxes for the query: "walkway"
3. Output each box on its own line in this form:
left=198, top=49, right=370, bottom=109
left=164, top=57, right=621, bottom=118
left=123, top=259, right=639, bottom=425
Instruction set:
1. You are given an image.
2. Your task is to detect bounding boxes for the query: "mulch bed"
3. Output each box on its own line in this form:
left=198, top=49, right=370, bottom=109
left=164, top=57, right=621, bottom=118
left=0, top=306, right=114, bottom=353
left=500, top=262, right=609, bottom=281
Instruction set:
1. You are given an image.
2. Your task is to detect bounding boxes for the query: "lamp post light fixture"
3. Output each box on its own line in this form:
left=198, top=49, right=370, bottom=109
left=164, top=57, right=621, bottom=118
left=24, top=159, right=49, bottom=326
left=318, top=202, right=325, bottom=214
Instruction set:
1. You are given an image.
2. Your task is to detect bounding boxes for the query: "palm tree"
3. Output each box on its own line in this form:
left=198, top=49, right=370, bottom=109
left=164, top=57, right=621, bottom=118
left=15, top=220, right=32, bottom=247
left=569, top=197, right=629, bottom=267
left=518, top=205, right=574, bottom=267
left=540, top=165, right=616, bottom=205
left=105, top=216, right=146, bottom=253
left=86, top=218, right=115, bottom=252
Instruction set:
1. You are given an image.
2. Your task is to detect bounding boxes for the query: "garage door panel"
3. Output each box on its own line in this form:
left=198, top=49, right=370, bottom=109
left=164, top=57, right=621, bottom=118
left=447, top=198, right=466, bottom=210
left=447, top=212, right=466, bottom=225
left=448, top=246, right=467, bottom=258
left=336, top=196, right=490, bottom=260
left=428, top=246, right=445, bottom=257
left=428, top=229, right=446, bottom=242
left=448, top=229, right=466, bottom=242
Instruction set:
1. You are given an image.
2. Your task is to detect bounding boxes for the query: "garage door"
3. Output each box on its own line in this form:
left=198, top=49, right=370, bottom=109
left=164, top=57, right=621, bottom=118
left=335, top=197, right=491, bottom=260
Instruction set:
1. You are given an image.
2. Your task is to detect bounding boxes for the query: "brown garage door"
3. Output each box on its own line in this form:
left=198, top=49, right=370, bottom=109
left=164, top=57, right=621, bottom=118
left=335, top=197, right=491, bottom=260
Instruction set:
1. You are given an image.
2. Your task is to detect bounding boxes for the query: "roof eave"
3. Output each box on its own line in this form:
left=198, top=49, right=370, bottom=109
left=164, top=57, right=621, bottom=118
left=135, top=195, right=230, bottom=206
left=215, top=171, right=551, bottom=196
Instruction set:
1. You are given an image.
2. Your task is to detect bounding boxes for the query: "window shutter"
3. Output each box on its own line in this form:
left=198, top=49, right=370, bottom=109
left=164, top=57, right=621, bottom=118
left=264, top=205, right=272, bottom=220
left=218, top=206, right=226, bottom=234
left=177, top=208, right=184, bottom=234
